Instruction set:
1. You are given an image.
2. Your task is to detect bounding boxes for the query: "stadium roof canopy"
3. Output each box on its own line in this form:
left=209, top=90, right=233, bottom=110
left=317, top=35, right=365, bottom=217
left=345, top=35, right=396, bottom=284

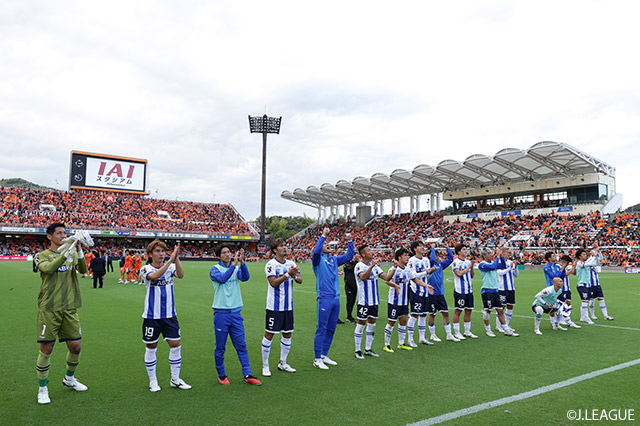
left=281, top=141, right=615, bottom=208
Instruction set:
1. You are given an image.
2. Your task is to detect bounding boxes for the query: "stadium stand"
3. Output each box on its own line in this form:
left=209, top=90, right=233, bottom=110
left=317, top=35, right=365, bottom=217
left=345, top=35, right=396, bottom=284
left=0, top=187, right=257, bottom=236
left=1, top=185, right=637, bottom=266
left=286, top=211, right=639, bottom=266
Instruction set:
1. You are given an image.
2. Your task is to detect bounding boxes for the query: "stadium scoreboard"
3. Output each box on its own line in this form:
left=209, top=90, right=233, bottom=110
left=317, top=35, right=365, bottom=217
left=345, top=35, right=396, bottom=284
left=69, top=151, right=148, bottom=194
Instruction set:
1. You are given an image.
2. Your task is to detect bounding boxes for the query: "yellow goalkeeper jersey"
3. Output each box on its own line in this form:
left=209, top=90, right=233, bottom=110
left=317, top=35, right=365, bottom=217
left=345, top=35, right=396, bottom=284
left=34, top=249, right=88, bottom=312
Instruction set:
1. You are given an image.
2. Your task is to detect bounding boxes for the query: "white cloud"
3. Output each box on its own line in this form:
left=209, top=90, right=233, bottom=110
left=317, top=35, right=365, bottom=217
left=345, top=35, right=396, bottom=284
left=1, top=0, right=639, bottom=220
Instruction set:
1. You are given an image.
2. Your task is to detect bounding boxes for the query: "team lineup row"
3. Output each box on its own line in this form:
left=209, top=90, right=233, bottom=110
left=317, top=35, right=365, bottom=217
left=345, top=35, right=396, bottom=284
left=31, top=223, right=613, bottom=404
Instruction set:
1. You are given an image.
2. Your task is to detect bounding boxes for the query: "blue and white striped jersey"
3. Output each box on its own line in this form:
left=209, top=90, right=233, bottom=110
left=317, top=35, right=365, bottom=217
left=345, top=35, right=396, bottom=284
left=408, top=255, right=431, bottom=296
left=452, top=258, right=473, bottom=294
left=141, top=263, right=177, bottom=319
left=264, top=258, right=297, bottom=311
left=387, top=265, right=413, bottom=306
left=590, top=252, right=603, bottom=286
left=355, top=261, right=383, bottom=306
left=562, top=265, right=572, bottom=292
left=497, top=260, right=518, bottom=291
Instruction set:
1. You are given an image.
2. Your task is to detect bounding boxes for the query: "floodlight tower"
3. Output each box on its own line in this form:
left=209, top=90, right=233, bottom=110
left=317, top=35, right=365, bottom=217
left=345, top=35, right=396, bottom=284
left=248, top=114, right=282, bottom=243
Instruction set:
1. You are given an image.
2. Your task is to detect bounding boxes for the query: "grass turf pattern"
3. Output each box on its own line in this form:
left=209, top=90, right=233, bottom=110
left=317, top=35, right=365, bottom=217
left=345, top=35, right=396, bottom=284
left=1, top=260, right=638, bottom=425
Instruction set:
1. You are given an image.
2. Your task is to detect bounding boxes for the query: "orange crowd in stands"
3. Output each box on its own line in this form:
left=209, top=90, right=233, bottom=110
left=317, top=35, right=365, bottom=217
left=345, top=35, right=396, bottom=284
left=286, top=211, right=640, bottom=266
left=1, top=186, right=638, bottom=266
left=0, top=187, right=256, bottom=236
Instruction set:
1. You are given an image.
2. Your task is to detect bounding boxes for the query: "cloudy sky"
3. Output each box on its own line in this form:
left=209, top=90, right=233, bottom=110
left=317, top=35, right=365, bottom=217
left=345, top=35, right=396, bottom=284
left=2, top=0, right=639, bottom=220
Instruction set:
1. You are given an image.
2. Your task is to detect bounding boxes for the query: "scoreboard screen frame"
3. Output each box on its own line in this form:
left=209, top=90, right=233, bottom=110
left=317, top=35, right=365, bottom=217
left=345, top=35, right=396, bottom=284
left=68, top=151, right=148, bottom=195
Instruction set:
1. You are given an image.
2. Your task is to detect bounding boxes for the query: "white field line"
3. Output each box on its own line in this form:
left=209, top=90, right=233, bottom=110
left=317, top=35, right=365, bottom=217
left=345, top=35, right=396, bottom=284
left=407, top=358, right=640, bottom=426
left=470, top=310, right=640, bottom=332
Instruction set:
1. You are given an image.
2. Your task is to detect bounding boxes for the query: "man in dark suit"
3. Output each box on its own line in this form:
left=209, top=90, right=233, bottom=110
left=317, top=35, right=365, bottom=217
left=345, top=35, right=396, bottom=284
left=343, top=254, right=359, bottom=323
left=106, top=251, right=114, bottom=273
left=90, top=250, right=107, bottom=288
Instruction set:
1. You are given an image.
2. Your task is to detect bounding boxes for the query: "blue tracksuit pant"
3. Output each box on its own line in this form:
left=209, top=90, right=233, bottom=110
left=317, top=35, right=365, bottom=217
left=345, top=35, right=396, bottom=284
left=314, top=297, right=340, bottom=358
left=213, top=309, right=252, bottom=377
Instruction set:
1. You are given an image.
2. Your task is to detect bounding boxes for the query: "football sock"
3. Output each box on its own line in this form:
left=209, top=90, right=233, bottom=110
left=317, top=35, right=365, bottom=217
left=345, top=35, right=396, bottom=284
left=580, top=303, right=589, bottom=320
left=534, top=314, right=542, bottom=330
left=354, top=324, right=365, bottom=351
left=550, top=316, right=557, bottom=328
left=418, top=316, right=427, bottom=340
left=36, top=351, right=51, bottom=387
left=566, top=305, right=573, bottom=321
left=588, top=300, right=595, bottom=317
left=261, top=337, right=272, bottom=364
left=398, top=325, right=407, bottom=345
left=65, top=352, right=79, bottom=378
left=599, top=300, right=609, bottom=317
left=464, top=321, right=471, bottom=334
left=407, top=316, right=417, bottom=342
left=505, top=308, right=513, bottom=326
left=495, top=315, right=500, bottom=329
left=444, top=323, right=452, bottom=335
left=145, top=347, right=157, bottom=381
left=280, top=337, right=292, bottom=363
left=365, top=323, right=376, bottom=349
left=428, top=324, right=436, bottom=337
left=453, top=322, right=460, bottom=335
left=169, top=346, right=182, bottom=380
left=384, top=324, right=393, bottom=346
left=484, top=324, right=491, bottom=332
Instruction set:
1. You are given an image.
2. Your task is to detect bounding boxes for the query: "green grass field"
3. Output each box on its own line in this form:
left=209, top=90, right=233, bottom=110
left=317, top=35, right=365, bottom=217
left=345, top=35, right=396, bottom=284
left=1, top=261, right=638, bottom=425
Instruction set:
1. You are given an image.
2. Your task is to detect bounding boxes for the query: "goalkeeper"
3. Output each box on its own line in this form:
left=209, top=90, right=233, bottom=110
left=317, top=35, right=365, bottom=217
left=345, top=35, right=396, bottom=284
left=33, top=223, right=91, bottom=404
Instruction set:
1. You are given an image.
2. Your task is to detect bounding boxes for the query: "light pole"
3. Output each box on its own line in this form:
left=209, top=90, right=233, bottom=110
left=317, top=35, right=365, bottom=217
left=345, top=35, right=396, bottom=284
left=248, top=114, right=282, bottom=244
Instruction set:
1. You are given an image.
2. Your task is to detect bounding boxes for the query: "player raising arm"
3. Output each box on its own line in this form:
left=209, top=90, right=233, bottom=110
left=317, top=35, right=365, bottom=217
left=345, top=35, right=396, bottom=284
left=312, top=228, right=354, bottom=369
left=261, top=239, right=302, bottom=377
left=140, top=240, right=191, bottom=392
left=478, top=247, right=519, bottom=337
left=383, top=248, right=434, bottom=353
left=210, top=245, right=261, bottom=385
left=451, top=243, right=477, bottom=339
left=495, top=249, right=518, bottom=332
left=406, top=241, right=433, bottom=347
left=34, top=223, right=89, bottom=404
left=586, top=241, right=614, bottom=321
left=426, top=246, right=457, bottom=342
left=353, top=244, right=395, bottom=359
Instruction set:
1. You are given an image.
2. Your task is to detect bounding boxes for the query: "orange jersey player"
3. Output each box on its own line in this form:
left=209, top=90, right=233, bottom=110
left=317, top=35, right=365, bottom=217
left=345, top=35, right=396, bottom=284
left=133, top=253, right=143, bottom=284
left=125, top=251, right=134, bottom=283
left=83, top=251, right=95, bottom=278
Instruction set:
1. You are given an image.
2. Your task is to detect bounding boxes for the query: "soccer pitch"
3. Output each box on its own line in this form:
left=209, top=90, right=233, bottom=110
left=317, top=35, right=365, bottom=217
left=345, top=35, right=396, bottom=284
left=1, top=261, right=638, bottom=425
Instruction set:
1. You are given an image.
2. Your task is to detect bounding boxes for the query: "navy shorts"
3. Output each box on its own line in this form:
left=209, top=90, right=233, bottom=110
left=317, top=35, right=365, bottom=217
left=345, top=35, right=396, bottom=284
left=454, top=292, right=474, bottom=310
left=482, top=292, right=502, bottom=311
left=590, top=285, right=604, bottom=299
left=429, top=294, right=448, bottom=314
left=498, top=290, right=516, bottom=306
left=387, top=303, right=409, bottom=321
left=410, top=291, right=430, bottom=315
left=531, top=304, right=554, bottom=315
left=357, top=304, right=379, bottom=320
left=557, top=290, right=571, bottom=303
left=142, top=317, right=181, bottom=344
left=265, top=309, right=294, bottom=334
left=577, top=286, right=591, bottom=301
